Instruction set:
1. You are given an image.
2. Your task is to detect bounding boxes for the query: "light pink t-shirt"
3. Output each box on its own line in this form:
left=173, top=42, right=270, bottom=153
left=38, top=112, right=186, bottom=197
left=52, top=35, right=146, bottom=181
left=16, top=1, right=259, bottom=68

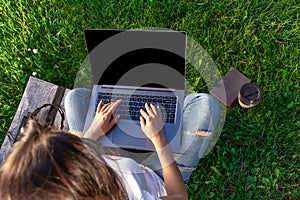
left=103, top=155, right=166, bottom=200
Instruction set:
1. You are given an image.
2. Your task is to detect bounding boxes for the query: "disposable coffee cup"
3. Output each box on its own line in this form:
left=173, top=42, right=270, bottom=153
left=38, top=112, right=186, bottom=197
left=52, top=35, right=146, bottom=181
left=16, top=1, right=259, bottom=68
left=238, top=83, right=262, bottom=108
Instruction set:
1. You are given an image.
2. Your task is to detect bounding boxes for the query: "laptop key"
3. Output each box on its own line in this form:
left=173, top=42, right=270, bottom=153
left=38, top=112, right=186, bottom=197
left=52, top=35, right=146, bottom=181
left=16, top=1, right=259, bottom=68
left=131, top=116, right=140, bottom=121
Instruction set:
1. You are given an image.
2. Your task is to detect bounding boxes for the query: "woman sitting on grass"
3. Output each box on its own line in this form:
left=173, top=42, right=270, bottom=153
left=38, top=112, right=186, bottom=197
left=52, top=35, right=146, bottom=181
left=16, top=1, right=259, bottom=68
left=0, top=89, right=220, bottom=200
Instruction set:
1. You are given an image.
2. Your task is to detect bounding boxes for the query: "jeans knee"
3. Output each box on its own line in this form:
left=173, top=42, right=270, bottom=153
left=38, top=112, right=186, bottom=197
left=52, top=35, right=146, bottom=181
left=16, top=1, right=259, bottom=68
left=185, top=93, right=216, bottom=104
left=196, top=93, right=218, bottom=106
left=66, top=88, right=91, bottom=102
left=184, top=93, right=219, bottom=110
left=68, top=88, right=91, bottom=97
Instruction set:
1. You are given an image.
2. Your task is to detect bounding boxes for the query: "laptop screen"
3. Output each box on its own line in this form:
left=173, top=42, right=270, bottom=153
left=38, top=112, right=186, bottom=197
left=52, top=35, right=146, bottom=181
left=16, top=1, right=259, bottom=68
left=84, top=29, right=186, bottom=90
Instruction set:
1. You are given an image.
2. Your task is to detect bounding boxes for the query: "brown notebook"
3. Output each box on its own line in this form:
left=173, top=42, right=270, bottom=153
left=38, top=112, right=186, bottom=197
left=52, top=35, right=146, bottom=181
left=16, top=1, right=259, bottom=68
left=209, top=68, right=250, bottom=107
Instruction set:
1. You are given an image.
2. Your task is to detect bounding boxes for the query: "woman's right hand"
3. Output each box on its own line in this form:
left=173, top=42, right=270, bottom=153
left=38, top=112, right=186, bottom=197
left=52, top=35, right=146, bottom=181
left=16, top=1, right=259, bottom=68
left=139, top=103, right=166, bottom=147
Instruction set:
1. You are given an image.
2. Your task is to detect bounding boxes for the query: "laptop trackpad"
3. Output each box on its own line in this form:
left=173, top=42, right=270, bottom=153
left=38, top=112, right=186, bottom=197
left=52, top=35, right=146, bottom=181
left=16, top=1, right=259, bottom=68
left=111, top=121, right=147, bottom=147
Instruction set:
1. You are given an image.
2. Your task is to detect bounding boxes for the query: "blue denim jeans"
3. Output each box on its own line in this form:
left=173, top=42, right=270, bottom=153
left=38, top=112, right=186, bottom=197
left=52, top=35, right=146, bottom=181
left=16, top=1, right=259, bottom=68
left=65, top=88, right=221, bottom=184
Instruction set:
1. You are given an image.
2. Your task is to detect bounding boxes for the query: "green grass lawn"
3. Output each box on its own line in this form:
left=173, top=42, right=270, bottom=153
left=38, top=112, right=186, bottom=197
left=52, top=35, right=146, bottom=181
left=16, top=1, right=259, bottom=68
left=0, top=0, right=299, bottom=199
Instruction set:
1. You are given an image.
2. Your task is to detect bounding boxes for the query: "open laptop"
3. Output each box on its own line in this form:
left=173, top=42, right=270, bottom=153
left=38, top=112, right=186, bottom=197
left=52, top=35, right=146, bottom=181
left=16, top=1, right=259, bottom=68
left=83, top=29, right=186, bottom=153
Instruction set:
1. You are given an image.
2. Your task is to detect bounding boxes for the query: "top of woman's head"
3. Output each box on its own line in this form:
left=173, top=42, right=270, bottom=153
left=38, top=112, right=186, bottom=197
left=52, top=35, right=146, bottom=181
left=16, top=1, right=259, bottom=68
left=0, top=119, right=128, bottom=200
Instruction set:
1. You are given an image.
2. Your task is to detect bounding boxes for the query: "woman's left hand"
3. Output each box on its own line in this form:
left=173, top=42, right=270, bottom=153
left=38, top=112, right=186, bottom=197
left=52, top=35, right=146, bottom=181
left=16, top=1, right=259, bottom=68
left=84, top=100, right=122, bottom=140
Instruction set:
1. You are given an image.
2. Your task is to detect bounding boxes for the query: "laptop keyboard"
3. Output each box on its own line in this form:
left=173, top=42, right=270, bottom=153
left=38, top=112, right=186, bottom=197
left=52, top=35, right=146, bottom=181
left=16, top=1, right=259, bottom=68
left=96, top=92, right=177, bottom=124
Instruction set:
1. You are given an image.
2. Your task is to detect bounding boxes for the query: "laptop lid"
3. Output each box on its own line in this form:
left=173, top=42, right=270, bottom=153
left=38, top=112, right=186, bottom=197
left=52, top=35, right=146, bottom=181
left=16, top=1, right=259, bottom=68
left=84, top=29, right=186, bottom=90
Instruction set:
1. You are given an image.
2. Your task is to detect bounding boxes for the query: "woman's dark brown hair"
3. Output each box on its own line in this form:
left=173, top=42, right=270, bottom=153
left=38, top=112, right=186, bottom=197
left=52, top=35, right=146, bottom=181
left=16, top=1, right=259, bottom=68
left=0, top=119, right=129, bottom=200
